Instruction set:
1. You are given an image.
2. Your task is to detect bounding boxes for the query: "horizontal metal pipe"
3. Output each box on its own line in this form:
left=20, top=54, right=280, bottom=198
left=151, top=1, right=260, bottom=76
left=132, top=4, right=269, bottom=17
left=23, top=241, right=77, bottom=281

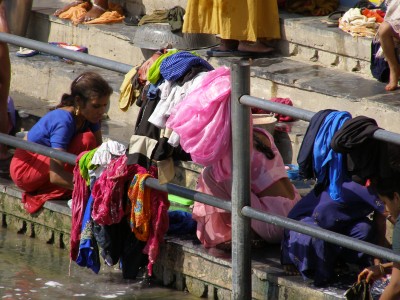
left=240, top=94, right=400, bottom=146
left=240, top=95, right=315, bottom=121
left=242, top=206, right=400, bottom=263
left=3, top=131, right=398, bottom=263
left=0, top=32, right=132, bottom=74
left=145, top=178, right=232, bottom=211
left=0, top=133, right=76, bottom=165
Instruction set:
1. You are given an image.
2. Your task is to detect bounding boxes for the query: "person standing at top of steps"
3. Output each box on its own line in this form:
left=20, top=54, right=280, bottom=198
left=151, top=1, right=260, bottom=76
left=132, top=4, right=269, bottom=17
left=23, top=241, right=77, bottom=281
left=0, top=1, right=11, bottom=164
left=182, top=0, right=280, bottom=56
left=9, top=72, right=112, bottom=214
left=377, top=0, right=400, bottom=91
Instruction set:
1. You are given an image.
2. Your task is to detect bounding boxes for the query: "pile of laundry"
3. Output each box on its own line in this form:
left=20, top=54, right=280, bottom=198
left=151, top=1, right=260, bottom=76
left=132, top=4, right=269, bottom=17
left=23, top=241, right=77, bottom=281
left=338, top=6, right=385, bottom=38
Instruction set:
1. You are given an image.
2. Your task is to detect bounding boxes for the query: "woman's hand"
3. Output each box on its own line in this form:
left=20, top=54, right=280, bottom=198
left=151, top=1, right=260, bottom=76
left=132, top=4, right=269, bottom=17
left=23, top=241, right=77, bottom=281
left=358, top=265, right=384, bottom=284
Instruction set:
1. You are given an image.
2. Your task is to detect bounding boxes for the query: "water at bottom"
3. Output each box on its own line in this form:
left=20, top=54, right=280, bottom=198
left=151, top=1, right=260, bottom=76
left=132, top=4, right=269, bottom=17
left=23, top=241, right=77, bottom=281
left=0, top=227, right=199, bottom=299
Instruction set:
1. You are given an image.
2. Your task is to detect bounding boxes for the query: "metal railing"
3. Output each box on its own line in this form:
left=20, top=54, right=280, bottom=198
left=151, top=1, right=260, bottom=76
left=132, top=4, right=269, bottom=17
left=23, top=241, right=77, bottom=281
left=2, top=33, right=400, bottom=299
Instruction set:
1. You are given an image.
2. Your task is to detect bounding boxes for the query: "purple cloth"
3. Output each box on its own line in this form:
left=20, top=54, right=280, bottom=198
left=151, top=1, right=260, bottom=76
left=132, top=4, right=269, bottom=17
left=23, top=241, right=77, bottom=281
left=281, top=181, right=384, bottom=286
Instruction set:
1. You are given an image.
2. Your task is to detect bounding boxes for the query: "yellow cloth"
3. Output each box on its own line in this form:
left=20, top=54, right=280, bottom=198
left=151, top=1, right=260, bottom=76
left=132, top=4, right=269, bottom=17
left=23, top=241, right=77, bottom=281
left=182, top=0, right=280, bottom=42
left=119, top=67, right=138, bottom=112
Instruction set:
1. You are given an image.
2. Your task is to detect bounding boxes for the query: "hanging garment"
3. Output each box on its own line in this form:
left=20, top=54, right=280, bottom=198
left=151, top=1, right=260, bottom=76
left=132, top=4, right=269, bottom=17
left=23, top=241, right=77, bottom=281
left=183, top=0, right=280, bottom=42
left=91, top=155, right=129, bottom=225
left=166, top=66, right=231, bottom=166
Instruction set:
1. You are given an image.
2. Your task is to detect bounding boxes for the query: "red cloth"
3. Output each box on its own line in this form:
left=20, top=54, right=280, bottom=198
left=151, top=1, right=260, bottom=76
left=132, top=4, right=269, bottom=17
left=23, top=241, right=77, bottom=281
left=70, top=151, right=91, bottom=261
left=252, top=97, right=295, bottom=122
left=9, top=132, right=97, bottom=214
left=91, top=154, right=129, bottom=225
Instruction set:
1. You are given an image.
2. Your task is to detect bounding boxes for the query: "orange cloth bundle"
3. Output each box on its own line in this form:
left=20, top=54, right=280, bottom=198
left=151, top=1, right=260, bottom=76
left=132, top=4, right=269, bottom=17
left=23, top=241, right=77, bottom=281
left=58, top=2, right=124, bottom=25
left=362, top=8, right=385, bottom=23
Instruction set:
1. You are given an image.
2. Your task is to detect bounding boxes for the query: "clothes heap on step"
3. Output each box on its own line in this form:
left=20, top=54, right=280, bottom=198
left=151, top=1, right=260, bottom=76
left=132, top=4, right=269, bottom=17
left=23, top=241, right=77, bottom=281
left=120, top=49, right=236, bottom=185
left=70, top=139, right=169, bottom=279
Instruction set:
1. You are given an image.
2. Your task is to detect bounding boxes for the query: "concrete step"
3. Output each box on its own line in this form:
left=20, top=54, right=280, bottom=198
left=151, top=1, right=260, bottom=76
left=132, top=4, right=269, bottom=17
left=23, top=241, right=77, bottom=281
left=9, top=2, right=400, bottom=161
left=29, top=2, right=377, bottom=76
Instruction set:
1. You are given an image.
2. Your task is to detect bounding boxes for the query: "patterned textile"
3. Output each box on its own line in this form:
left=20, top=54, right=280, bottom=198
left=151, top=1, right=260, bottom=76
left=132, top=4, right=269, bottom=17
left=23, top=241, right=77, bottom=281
left=128, top=173, right=152, bottom=241
left=159, top=51, right=213, bottom=82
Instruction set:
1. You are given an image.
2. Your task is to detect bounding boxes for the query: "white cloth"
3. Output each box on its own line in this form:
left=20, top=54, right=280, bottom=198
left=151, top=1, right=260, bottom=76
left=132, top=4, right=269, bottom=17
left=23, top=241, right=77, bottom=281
left=91, top=140, right=126, bottom=165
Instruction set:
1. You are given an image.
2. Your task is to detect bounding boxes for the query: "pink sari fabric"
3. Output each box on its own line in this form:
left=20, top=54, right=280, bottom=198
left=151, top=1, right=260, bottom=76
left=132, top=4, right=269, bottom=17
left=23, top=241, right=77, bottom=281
left=91, top=154, right=128, bottom=226
left=193, top=128, right=301, bottom=247
left=166, top=66, right=231, bottom=166
left=70, top=151, right=91, bottom=261
left=10, top=132, right=97, bottom=214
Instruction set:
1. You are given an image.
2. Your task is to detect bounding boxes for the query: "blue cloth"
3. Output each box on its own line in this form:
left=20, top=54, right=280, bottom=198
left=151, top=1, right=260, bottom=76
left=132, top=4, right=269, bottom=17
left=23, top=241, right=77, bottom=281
left=297, top=109, right=336, bottom=180
left=76, top=194, right=100, bottom=274
left=160, top=51, right=213, bottom=82
left=27, top=109, right=100, bottom=150
left=167, top=211, right=197, bottom=235
left=281, top=181, right=384, bottom=286
left=313, top=111, right=352, bottom=201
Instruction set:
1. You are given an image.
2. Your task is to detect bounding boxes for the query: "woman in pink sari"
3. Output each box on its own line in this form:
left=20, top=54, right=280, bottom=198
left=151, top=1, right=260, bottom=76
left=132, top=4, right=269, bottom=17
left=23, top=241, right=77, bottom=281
left=193, top=127, right=301, bottom=248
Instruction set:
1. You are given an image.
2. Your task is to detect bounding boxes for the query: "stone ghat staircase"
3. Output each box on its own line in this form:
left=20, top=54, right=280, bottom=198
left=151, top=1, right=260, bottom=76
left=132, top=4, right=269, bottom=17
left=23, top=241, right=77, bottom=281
left=13, top=1, right=400, bottom=143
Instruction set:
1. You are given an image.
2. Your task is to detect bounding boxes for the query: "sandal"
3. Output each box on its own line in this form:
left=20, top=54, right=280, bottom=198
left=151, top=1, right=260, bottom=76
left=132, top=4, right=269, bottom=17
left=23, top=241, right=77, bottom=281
left=325, top=10, right=345, bottom=27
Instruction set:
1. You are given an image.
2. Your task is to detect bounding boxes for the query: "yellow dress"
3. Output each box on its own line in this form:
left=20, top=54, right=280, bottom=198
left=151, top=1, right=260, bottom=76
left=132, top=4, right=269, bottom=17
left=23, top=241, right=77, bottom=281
left=182, top=0, right=280, bottom=42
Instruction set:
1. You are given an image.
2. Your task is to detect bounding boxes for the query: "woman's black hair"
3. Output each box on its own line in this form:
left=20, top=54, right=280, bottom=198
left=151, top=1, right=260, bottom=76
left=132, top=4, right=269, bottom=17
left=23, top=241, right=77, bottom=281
left=57, top=71, right=113, bottom=108
left=372, top=171, right=400, bottom=201
left=253, top=131, right=275, bottom=160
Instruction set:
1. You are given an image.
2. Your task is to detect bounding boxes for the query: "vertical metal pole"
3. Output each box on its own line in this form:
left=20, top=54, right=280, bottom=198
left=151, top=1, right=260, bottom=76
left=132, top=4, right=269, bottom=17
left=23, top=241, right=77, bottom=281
left=231, top=61, right=252, bottom=299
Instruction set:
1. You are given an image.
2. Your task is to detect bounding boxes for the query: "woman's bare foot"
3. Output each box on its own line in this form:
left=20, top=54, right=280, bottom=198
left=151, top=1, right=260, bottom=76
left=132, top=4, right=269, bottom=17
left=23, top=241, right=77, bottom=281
left=213, top=39, right=239, bottom=51
left=215, top=241, right=232, bottom=252
left=238, top=41, right=274, bottom=53
left=78, top=0, right=108, bottom=23
left=385, top=66, right=400, bottom=91
left=54, top=0, right=86, bottom=16
left=283, top=264, right=300, bottom=276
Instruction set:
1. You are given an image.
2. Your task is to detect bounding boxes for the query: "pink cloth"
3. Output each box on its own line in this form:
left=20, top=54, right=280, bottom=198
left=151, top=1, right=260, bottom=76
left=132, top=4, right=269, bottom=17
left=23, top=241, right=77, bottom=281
left=70, top=151, right=91, bottom=261
left=91, top=154, right=128, bottom=225
left=166, top=66, right=231, bottom=166
left=192, top=128, right=301, bottom=247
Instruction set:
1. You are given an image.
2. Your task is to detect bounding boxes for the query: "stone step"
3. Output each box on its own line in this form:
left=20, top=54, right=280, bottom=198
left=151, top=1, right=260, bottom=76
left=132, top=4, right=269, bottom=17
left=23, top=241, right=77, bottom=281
left=29, top=1, right=378, bottom=76
left=9, top=1, right=400, bottom=161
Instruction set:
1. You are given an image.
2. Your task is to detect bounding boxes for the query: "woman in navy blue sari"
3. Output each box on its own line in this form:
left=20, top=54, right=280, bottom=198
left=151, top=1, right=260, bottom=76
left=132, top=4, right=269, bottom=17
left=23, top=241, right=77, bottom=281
left=281, top=180, right=386, bottom=287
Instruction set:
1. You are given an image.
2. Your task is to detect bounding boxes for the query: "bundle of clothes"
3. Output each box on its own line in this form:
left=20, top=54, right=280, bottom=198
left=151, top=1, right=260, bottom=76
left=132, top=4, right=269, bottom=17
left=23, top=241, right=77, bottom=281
left=70, top=140, right=169, bottom=279
left=119, top=49, right=234, bottom=184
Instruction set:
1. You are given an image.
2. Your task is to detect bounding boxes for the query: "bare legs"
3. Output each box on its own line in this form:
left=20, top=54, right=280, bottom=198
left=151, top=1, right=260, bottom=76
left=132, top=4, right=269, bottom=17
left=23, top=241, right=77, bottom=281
left=379, top=22, right=400, bottom=91
left=216, top=38, right=274, bottom=53
left=80, top=0, right=108, bottom=22
left=0, top=2, right=11, bottom=160
left=54, top=0, right=109, bottom=23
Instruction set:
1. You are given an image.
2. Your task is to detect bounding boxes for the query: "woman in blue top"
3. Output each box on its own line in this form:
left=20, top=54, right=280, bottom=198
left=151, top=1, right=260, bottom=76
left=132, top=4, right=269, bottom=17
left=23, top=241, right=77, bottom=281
left=10, top=71, right=113, bottom=213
